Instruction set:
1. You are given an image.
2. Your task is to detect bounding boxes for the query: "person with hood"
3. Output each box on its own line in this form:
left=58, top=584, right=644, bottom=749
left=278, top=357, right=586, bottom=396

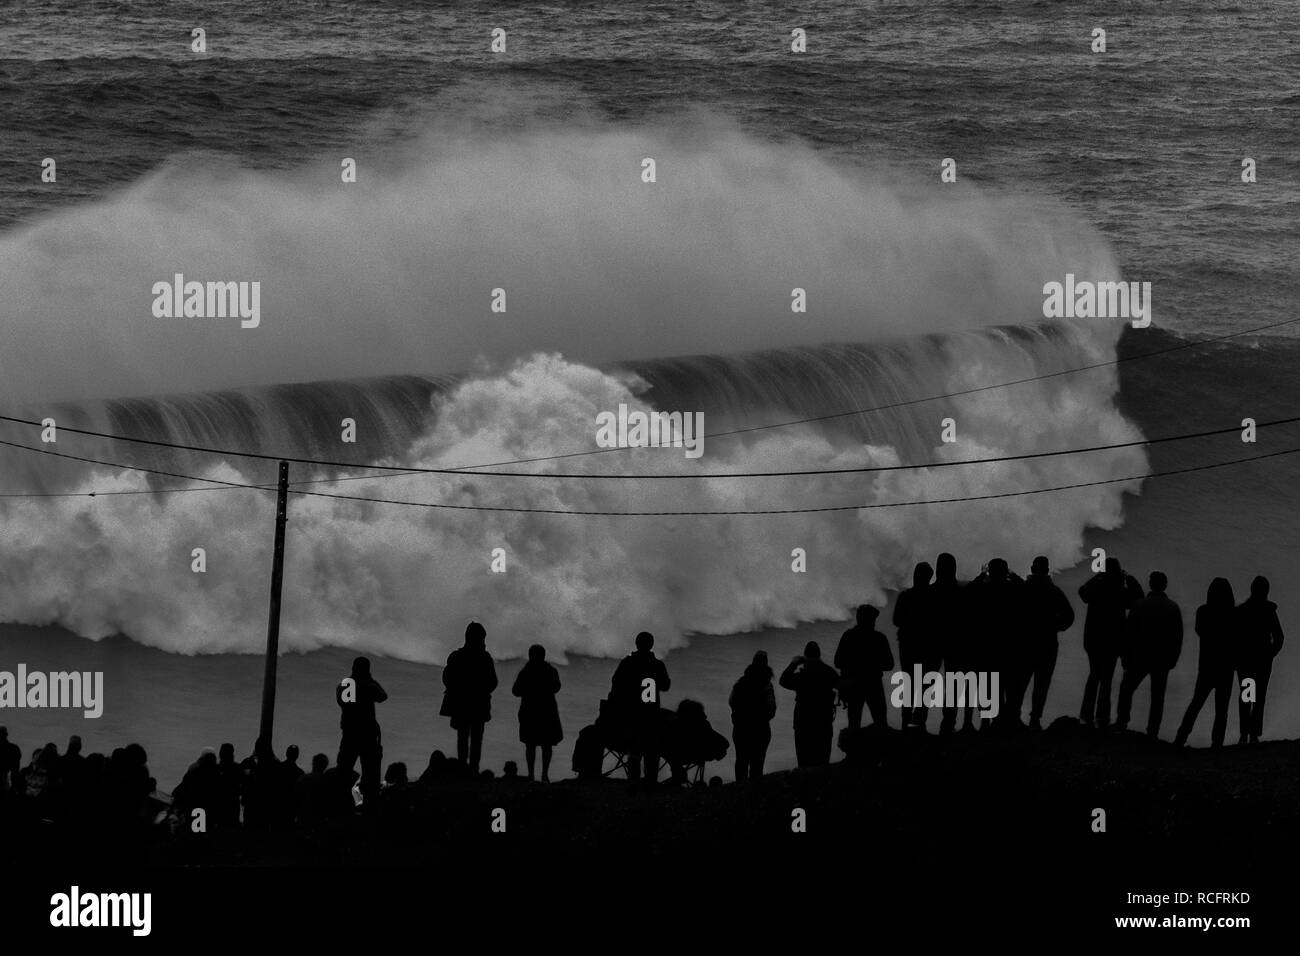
left=780, top=641, right=841, bottom=767
left=1174, top=578, right=1238, bottom=748
left=1078, top=556, right=1144, bottom=729
left=337, top=656, right=388, bottom=801
left=836, top=604, right=894, bottom=730
left=893, top=562, right=937, bottom=729
left=512, top=644, right=563, bottom=782
left=610, top=631, right=672, bottom=786
left=1236, top=575, right=1285, bottom=744
left=966, top=557, right=1026, bottom=727
left=1017, top=556, right=1076, bottom=730
left=441, top=622, right=499, bottom=774
left=729, top=650, right=777, bottom=780
left=933, top=553, right=974, bottom=734
left=1115, top=570, right=1183, bottom=738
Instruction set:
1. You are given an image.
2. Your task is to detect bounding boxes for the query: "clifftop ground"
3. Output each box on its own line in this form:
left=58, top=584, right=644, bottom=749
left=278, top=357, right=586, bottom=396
left=10, top=722, right=1288, bottom=935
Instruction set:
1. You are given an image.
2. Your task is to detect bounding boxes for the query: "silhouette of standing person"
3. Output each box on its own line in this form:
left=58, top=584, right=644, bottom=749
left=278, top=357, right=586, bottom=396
left=215, top=743, right=241, bottom=829
left=1174, top=578, right=1237, bottom=748
left=1236, top=575, right=1285, bottom=744
left=60, top=735, right=86, bottom=792
left=240, top=736, right=281, bottom=830
left=1078, top=557, right=1143, bottom=729
left=835, top=605, right=893, bottom=729
left=780, top=641, right=840, bottom=767
left=1019, top=556, right=1076, bottom=730
left=336, top=655, right=388, bottom=801
left=0, top=727, right=20, bottom=793
left=610, top=631, right=672, bottom=787
left=1115, top=571, right=1183, bottom=737
left=933, top=553, right=974, bottom=734
left=441, top=622, right=499, bottom=774
left=274, top=744, right=304, bottom=828
left=893, top=563, right=936, bottom=729
left=729, top=650, right=777, bottom=780
left=295, top=753, right=330, bottom=825
left=512, top=644, right=563, bottom=782
left=967, top=557, right=1025, bottom=727
left=173, top=748, right=220, bottom=832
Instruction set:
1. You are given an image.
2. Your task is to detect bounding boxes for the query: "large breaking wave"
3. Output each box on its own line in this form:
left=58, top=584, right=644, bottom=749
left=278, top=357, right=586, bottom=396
left=0, top=113, right=1147, bottom=661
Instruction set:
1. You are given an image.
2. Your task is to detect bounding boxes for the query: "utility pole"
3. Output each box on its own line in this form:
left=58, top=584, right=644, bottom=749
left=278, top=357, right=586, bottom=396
left=258, top=460, right=290, bottom=750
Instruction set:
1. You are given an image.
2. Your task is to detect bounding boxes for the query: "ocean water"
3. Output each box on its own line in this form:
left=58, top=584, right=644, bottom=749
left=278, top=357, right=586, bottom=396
left=0, top=0, right=1297, bottom=787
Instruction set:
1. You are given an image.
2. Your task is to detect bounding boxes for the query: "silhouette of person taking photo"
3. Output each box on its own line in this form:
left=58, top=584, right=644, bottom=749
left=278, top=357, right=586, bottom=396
left=1078, top=556, right=1143, bottom=729
left=1174, top=578, right=1237, bottom=748
left=512, top=644, right=563, bottom=781
left=610, top=631, right=671, bottom=788
left=729, top=650, right=777, bottom=780
left=336, top=656, right=388, bottom=802
left=1115, top=570, right=1183, bottom=737
left=1236, top=575, right=1285, bottom=744
left=441, top=621, right=499, bottom=774
left=780, top=641, right=840, bottom=767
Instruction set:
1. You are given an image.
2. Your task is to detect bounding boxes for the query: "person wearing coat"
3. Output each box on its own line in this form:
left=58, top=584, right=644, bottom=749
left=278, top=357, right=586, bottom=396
left=835, top=605, right=894, bottom=730
left=1115, top=570, right=1183, bottom=738
left=512, top=644, right=563, bottom=782
left=893, top=563, right=937, bottom=729
left=441, top=621, right=499, bottom=773
left=1018, top=556, right=1076, bottom=730
left=1236, top=575, right=1286, bottom=744
left=1078, top=557, right=1144, bottom=728
left=1174, top=578, right=1238, bottom=748
left=780, top=641, right=841, bottom=767
left=609, top=631, right=672, bottom=786
left=729, top=651, right=777, bottom=781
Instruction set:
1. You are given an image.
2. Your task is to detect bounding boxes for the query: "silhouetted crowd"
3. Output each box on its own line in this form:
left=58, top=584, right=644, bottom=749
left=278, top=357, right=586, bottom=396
left=0, top=551, right=1285, bottom=834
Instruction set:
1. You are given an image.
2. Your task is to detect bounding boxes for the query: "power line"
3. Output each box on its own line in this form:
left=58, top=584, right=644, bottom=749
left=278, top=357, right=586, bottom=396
left=283, top=444, right=1300, bottom=516
left=0, top=430, right=1294, bottom=516
left=1, top=413, right=1295, bottom=496
left=0, top=437, right=279, bottom=497
left=2, top=315, right=1295, bottom=480
left=292, top=415, right=1298, bottom=480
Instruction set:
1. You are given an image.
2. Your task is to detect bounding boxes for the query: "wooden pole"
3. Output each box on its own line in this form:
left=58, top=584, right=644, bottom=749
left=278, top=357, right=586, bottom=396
left=258, top=460, right=290, bottom=750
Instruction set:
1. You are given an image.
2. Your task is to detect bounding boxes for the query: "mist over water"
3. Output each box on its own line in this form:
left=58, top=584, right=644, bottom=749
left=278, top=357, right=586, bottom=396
left=0, top=114, right=1148, bottom=661
left=0, top=111, right=1124, bottom=401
